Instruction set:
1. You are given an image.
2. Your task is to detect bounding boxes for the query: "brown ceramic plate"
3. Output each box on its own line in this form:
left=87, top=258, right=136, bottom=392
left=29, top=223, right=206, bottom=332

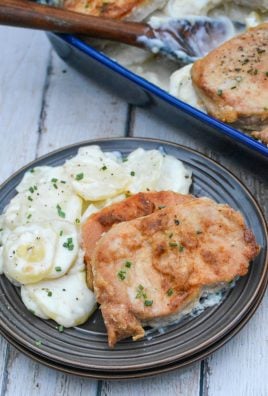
left=0, top=138, right=267, bottom=374
left=0, top=283, right=266, bottom=380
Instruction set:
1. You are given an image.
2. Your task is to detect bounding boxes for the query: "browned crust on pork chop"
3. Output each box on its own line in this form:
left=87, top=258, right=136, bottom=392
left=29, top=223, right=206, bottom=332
left=191, top=23, right=268, bottom=130
left=82, top=191, right=195, bottom=289
left=92, top=197, right=260, bottom=347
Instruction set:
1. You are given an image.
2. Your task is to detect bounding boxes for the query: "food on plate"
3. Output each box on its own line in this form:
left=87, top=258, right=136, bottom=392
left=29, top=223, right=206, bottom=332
left=63, top=0, right=165, bottom=20
left=91, top=196, right=260, bottom=347
left=252, top=126, right=268, bottom=144
left=83, top=191, right=195, bottom=289
left=0, top=145, right=191, bottom=330
left=191, top=23, right=268, bottom=130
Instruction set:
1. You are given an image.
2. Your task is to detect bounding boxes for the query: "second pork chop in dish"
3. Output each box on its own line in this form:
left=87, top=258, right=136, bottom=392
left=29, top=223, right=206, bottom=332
left=82, top=191, right=195, bottom=289
left=191, top=23, right=268, bottom=131
left=91, top=196, right=260, bottom=347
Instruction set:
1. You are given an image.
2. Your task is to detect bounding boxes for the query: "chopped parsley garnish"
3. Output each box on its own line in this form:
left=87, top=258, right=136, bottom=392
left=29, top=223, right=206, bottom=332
left=168, top=233, right=173, bottom=239
left=75, top=218, right=80, bottom=224
left=101, top=165, right=107, bottom=171
left=28, top=196, right=33, bottom=201
left=59, top=230, right=63, bottom=236
left=51, top=178, right=58, bottom=183
left=117, top=270, right=126, bottom=281
left=35, top=340, right=42, bottom=347
left=125, top=261, right=132, bottom=268
left=122, top=158, right=128, bottom=162
left=63, top=237, right=74, bottom=251
left=130, top=171, right=135, bottom=176
left=179, top=244, right=184, bottom=252
left=167, top=288, right=174, bottom=296
left=265, top=71, right=268, bottom=77
left=47, top=291, right=52, bottom=297
left=57, top=325, right=64, bottom=332
left=169, top=242, right=178, bottom=247
left=55, top=266, right=62, bottom=272
left=53, top=183, right=58, bottom=189
left=144, top=300, right=153, bottom=307
left=217, top=89, right=223, bottom=96
left=56, top=204, right=66, bottom=218
left=27, top=214, right=32, bottom=219
left=60, top=180, right=66, bottom=184
left=29, top=186, right=35, bottom=193
left=75, top=173, right=84, bottom=180
left=136, top=284, right=147, bottom=299
left=30, top=169, right=35, bottom=173
left=0, top=228, right=3, bottom=232
left=158, top=205, right=166, bottom=209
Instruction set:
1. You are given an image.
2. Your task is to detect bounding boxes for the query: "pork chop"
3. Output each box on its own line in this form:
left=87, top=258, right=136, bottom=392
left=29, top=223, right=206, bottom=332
left=91, top=197, right=260, bottom=347
left=63, top=0, right=164, bottom=20
left=191, top=23, right=268, bottom=130
left=82, top=191, right=195, bottom=289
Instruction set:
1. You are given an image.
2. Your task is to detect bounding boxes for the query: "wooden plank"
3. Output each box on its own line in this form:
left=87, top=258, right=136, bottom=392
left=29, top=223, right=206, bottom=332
left=0, top=26, right=51, bottom=395
left=0, top=27, right=50, bottom=183
left=101, top=365, right=200, bottom=396
left=37, top=52, right=129, bottom=157
left=2, top=346, right=97, bottom=396
left=131, top=107, right=268, bottom=396
left=204, top=297, right=268, bottom=396
left=98, top=106, right=200, bottom=396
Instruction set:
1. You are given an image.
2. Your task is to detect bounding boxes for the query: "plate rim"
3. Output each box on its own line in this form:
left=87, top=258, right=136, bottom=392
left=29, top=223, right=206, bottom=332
left=0, top=137, right=267, bottom=372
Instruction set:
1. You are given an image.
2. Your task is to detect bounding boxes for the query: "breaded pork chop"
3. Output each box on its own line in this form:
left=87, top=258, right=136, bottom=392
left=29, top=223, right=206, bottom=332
left=83, top=191, right=195, bottom=289
left=63, top=0, right=164, bottom=20
left=191, top=23, right=268, bottom=130
left=92, top=197, right=260, bottom=347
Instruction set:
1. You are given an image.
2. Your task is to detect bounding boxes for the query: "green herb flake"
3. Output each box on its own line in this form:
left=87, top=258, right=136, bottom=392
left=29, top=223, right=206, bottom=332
left=47, top=291, right=52, bottom=297
left=29, top=186, right=35, bottom=194
left=56, top=204, right=66, bottom=218
left=28, top=196, right=33, bottom=202
left=35, top=340, right=42, bottom=347
left=27, top=214, right=32, bottom=219
left=125, top=260, right=132, bottom=268
left=158, top=205, right=166, bottom=209
left=53, top=183, right=58, bottom=189
left=167, top=288, right=174, bottom=296
left=55, top=266, right=62, bottom=272
left=122, top=158, right=128, bottom=162
left=60, top=180, right=66, bottom=184
left=168, top=233, right=173, bottom=239
left=63, top=237, right=74, bottom=251
left=75, top=218, right=80, bottom=224
left=0, top=228, right=3, bottom=232
left=196, top=230, right=202, bottom=235
left=75, top=173, right=84, bottom=181
left=217, top=89, right=223, bottom=96
left=30, top=169, right=35, bottom=173
left=169, top=242, right=178, bottom=247
left=117, top=270, right=126, bottom=281
left=51, top=178, right=58, bottom=183
left=144, top=300, right=153, bottom=307
left=136, top=284, right=147, bottom=299
left=100, top=165, right=107, bottom=171
left=130, top=171, right=135, bottom=176
left=179, top=244, right=184, bottom=252
left=57, top=325, right=64, bottom=332
left=59, top=230, right=63, bottom=236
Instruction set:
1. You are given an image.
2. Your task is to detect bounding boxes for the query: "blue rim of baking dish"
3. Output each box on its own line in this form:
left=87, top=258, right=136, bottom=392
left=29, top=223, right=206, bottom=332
left=57, top=34, right=268, bottom=158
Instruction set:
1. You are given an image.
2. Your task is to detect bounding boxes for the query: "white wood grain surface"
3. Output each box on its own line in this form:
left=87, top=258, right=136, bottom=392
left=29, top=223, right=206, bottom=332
left=0, top=26, right=267, bottom=396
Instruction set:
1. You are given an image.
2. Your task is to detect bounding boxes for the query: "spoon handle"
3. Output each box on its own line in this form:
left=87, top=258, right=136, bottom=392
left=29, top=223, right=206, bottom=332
left=0, top=0, right=150, bottom=46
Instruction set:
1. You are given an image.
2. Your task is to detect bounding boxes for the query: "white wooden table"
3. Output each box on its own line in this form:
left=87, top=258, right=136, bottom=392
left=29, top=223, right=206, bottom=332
left=0, top=26, right=267, bottom=396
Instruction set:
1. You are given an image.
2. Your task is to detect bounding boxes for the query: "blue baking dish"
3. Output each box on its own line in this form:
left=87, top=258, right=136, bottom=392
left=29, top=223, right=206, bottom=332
left=47, top=33, right=268, bottom=160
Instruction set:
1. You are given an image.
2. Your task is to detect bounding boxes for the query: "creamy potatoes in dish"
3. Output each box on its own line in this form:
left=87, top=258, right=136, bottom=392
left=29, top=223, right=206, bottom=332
left=0, top=146, right=191, bottom=329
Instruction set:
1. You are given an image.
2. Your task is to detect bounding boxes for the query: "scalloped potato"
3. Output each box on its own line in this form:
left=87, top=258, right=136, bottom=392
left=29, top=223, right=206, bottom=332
left=0, top=145, right=192, bottom=328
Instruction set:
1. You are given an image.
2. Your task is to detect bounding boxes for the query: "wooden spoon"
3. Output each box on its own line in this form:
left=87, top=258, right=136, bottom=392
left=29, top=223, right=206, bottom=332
left=0, top=0, right=241, bottom=63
